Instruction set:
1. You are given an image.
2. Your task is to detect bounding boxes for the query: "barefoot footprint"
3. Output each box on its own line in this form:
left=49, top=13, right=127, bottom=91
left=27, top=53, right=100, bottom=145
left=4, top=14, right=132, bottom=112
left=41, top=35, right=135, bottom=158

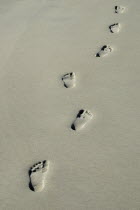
left=109, top=23, right=120, bottom=33
left=115, top=6, right=125, bottom=14
left=71, top=109, right=93, bottom=131
left=62, top=72, right=76, bottom=88
left=96, top=45, right=113, bottom=57
left=29, top=160, right=49, bottom=192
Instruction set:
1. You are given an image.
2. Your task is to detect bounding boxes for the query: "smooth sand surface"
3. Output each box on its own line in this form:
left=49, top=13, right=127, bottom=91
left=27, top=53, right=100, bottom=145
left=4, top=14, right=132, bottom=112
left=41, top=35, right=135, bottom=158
left=0, top=0, right=140, bottom=209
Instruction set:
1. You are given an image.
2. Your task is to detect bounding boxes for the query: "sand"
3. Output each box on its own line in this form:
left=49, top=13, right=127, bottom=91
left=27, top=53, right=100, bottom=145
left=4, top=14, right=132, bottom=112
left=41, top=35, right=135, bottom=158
left=0, top=0, right=140, bottom=209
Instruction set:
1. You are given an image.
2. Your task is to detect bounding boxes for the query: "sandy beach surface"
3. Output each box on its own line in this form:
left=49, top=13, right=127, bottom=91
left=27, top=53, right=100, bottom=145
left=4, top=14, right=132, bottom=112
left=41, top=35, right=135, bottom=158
left=0, top=0, right=140, bottom=209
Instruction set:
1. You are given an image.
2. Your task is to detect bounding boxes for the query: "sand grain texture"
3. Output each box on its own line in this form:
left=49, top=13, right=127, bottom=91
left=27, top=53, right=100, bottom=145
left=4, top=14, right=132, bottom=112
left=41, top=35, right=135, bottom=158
left=0, top=0, right=140, bottom=210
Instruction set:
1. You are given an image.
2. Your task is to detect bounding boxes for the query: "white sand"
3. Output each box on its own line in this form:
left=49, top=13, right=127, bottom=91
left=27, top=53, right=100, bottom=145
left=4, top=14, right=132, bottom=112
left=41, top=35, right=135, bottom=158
left=0, top=0, right=140, bottom=209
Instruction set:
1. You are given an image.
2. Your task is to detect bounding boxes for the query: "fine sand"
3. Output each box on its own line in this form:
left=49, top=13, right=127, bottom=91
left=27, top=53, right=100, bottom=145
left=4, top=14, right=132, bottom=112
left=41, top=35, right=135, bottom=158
left=0, top=0, right=140, bottom=209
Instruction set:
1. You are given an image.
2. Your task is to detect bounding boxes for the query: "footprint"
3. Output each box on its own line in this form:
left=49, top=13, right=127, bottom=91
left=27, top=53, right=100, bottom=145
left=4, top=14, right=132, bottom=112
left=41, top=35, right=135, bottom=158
left=115, top=6, right=125, bottom=14
left=29, top=160, right=49, bottom=192
left=62, top=72, right=76, bottom=88
left=96, top=45, right=113, bottom=57
left=109, top=23, right=120, bottom=33
left=71, top=109, right=93, bottom=131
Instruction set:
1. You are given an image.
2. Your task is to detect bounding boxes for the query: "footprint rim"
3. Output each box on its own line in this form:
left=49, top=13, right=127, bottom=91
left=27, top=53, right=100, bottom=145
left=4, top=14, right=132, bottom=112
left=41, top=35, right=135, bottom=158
left=29, top=160, right=48, bottom=192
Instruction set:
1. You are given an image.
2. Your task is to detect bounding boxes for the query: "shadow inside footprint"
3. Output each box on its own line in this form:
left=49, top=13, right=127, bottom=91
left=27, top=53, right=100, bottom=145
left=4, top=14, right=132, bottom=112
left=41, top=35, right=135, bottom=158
left=101, top=45, right=107, bottom=50
left=71, top=110, right=84, bottom=130
left=71, top=124, right=76, bottom=130
left=77, top=109, right=84, bottom=118
left=96, top=45, right=107, bottom=57
left=109, top=25, right=113, bottom=33
left=95, top=53, right=100, bottom=57
left=115, top=5, right=125, bottom=14
left=71, top=109, right=93, bottom=131
left=109, top=23, right=120, bottom=33
left=115, top=6, right=118, bottom=13
left=28, top=160, right=48, bottom=192
left=62, top=72, right=76, bottom=88
left=28, top=170, right=34, bottom=192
